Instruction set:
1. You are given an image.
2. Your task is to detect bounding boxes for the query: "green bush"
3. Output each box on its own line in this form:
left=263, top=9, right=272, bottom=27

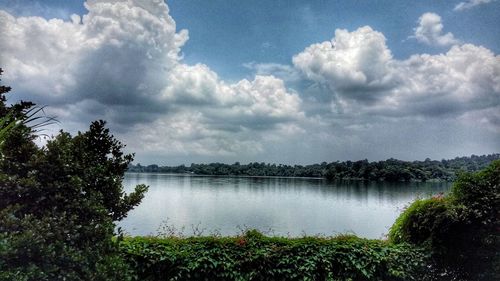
left=388, top=197, right=455, bottom=246
left=119, top=231, right=431, bottom=281
left=389, top=160, right=500, bottom=280
left=452, top=160, right=499, bottom=226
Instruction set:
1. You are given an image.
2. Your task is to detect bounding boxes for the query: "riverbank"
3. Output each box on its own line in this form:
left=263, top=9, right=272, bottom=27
left=118, top=231, right=430, bottom=281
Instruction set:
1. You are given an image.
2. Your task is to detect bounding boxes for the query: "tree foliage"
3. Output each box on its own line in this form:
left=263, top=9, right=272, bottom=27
left=0, top=69, right=148, bottom=280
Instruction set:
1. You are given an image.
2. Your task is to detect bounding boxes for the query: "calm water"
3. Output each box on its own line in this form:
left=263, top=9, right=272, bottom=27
left=118, top=173, right=451, bottom=239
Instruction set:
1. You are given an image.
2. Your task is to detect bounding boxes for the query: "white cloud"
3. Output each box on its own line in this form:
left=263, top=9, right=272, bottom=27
left=125, top=111, right=265, bottom=157
left=413, top=13, right=459, bottom=47
left=293, top=26, right=397, bottom=104
left=394, top=44, right=500, bottom=117
left=0, top=0, right=305, bottom=158
left=0, top=0, right=188, bottom=104
left=160, top=63, right=304, bottom=128
left=454, top=0, right=494, bottom=11
left=124, top=103, right=306, bottom=158
left=293, top=26, right=500, bottom=120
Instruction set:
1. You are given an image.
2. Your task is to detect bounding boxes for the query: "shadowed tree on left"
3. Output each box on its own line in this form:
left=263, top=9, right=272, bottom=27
left=0, top=68, right=148, bottom=281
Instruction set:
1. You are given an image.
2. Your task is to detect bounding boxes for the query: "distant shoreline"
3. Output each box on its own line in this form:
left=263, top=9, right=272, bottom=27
left=127, top=153, right=500, bottom=182
left=124, top=171, right=447, bottom=182
left=125, top=172, right=326, bottom=180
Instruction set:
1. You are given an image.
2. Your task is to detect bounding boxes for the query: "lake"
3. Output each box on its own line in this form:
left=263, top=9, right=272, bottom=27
left=118, top=173, right=451, bottom=239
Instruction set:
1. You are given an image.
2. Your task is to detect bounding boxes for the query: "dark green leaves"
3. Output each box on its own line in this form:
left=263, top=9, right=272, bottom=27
left=119, top=233, right=429, bottom=281
left=0, top=69, right=148, bottom=280
left=389, top=161, right=500, bottom=280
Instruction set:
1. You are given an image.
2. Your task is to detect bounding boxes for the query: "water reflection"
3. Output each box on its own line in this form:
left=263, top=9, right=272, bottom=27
left=118, top=173, right=450, bottom=238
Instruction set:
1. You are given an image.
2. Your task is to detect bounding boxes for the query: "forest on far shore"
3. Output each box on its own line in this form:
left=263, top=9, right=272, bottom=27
left=128, top=153, right=500, bottom=182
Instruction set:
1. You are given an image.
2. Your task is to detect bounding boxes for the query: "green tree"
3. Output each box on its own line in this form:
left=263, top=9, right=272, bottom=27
left=0, top=69, right=148, bottom=280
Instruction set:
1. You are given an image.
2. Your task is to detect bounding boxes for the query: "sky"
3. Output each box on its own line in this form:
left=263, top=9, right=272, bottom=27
left=0, top=0, right=499, bottom=165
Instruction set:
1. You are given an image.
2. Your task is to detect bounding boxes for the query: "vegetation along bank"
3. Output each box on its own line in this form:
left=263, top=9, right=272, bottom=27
left=128, top=153, right=500, bottom=182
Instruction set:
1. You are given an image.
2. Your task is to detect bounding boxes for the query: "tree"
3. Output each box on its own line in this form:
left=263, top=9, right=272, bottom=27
left=0, top=69, right=148, bottom=280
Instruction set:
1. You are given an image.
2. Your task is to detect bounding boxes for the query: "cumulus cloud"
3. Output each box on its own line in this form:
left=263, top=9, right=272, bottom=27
left=0, top=0, right=188, bottom=112
left=293, top=26, right=398, bottom=105
left=126, top=112, right=266, bottom=157
left=412, top=13, right=459, bottom=46
left=393, top=44, right=500, bottom=117
left=0, top=0, right=304, bottom=158
left=454, top=0, right=494, bottom=11
left=293, top=26, right=500, bottom=121
left=160, top=63, right=304, bottom=131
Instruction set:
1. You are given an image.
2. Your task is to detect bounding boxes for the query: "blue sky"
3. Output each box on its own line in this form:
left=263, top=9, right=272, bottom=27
left=0, top=0, right=499, bottom=164
left=169, top=0, right=499, bottom=77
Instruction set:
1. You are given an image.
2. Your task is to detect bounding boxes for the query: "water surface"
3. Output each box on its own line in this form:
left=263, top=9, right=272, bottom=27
left=118, top=173, right=450, bottom=238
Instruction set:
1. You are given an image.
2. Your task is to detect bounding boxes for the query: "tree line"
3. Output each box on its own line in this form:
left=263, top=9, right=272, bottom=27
left=128, top=153, right=500, bottom=182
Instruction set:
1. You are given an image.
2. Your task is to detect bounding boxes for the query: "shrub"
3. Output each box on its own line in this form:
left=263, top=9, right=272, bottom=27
left=119, top=231, right=431, bottom=281
left=388, top=197, right=455, bottom=246
left=389, top=160, right=500, bottom=280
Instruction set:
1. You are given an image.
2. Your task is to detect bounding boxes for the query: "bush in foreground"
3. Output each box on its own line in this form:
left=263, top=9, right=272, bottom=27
left=119, top=232, right=430, bottom=281
left=389, top=160, right=500, bottom=280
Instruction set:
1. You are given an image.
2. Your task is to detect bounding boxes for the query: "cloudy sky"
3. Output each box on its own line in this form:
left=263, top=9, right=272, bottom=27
left=0, top=0, right=499, bottom=165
